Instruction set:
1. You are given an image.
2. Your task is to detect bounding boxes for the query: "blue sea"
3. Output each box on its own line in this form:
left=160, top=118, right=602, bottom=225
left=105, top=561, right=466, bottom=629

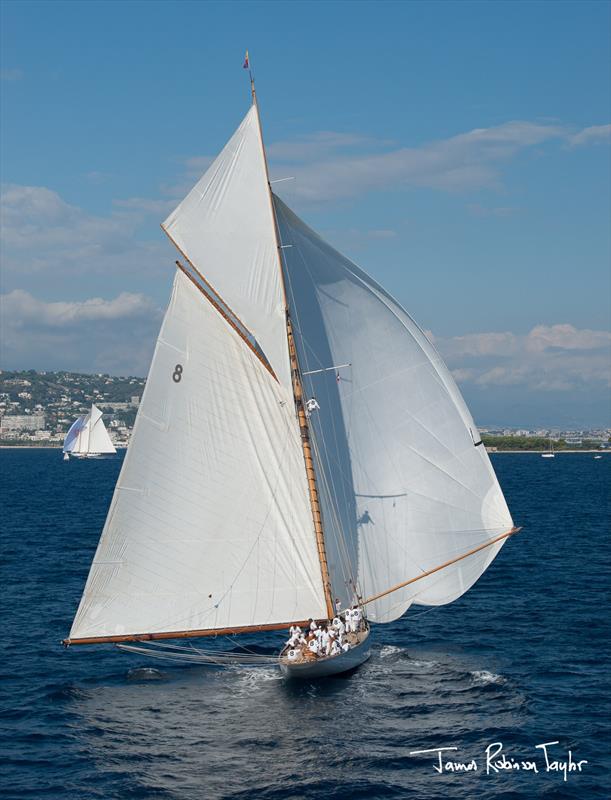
left=1, top=449, right=609, bottom=799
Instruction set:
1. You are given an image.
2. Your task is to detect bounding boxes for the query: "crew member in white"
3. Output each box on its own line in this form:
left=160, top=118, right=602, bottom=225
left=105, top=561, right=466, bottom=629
left=332, top=616, right=345, bottom=637
left=345, top=607, right=355, bottom=633
left=320, top=626, right=330, bottom=655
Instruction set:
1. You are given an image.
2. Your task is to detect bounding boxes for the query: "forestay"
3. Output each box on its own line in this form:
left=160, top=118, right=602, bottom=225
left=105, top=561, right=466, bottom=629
left=274, top=196, right=514, bottom=624
left=69, top=271, right=327, bottom=641
left=162, top=106, right=291, bottom=389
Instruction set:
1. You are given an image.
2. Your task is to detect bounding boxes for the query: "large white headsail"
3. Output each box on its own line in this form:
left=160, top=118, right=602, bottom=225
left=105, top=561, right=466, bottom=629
left=162, top=106, right=291, bottom=389
left=274, top=196, right=514, bottom=624
left=68, top=271, right=327, bottom=642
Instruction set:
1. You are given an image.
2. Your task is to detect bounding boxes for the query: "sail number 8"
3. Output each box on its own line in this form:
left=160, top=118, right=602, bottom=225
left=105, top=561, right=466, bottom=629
left=172, top=364, right=183, bottom=383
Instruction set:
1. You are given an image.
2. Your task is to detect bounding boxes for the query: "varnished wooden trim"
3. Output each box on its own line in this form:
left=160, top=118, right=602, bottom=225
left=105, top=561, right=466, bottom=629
left=252, top=97, right=335, bottom=620
left=161, top=226, right=277, bottom=382
left=63, top=619, right=311, bottom=647
left=362, top=527, right=521, bottom=607
left=174, top=260, right=278, bottom=383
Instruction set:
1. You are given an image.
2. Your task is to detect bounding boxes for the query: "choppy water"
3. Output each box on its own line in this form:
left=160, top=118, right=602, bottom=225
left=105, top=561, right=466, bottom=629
left=1, top=450, right=610, bottom=799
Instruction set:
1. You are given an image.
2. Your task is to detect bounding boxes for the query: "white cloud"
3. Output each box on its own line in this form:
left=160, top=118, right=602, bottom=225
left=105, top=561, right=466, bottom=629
left=0, top=290, right=162, bottom=375
left=436, top=324, right=611, bottom=391
left=269, top=120, right=568, bottom=201
left=113, top=196, right=176, bottom=216
left=267, top=131, right=388, bottom=161
left=0, top=184, right=169, bottom=292
left=568, top=124, right=611, bottom=147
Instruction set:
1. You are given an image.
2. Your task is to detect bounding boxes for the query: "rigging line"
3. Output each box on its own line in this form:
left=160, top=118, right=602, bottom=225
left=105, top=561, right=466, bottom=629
left=275, top=202, right=366, bottom=602
left=308, top=415, right=360, bottom=597
left=279, top=233, right=353, bottom=585
left=278, top=231, right=351, bottom=600
left=261, top=157, right=333, bottom=621
left=283, top=227, right=357, bottom=525
left=361, top=527, right=520, bottom=607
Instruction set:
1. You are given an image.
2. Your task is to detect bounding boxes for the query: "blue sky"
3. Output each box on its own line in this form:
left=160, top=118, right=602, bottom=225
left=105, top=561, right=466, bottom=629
left=1, top=0, right=609, bottom=426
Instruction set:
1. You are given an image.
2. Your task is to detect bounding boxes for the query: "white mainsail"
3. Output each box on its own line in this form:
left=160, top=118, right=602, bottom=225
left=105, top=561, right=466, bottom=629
left=162, top=106, right=291, bottom=390
left=69, top=271, right=327, bottom=641
left=274, top=196, right=514, bottom=623
left=63, top=404, right=116, bottom=456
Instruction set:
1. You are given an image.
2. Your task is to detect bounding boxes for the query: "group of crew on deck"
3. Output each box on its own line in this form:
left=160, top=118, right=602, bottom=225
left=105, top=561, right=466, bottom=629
left=282, top=603, right=366, bottom=663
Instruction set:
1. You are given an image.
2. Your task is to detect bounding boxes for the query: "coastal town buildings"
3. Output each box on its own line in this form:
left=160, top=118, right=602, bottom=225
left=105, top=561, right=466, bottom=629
left=0, top=371, right=609, bottom=449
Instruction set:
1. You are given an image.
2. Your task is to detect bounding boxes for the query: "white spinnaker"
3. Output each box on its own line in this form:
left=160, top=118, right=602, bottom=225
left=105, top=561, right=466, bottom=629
left=162, top=106, right=290, bottom=389
left=87, top=405, right=116, bottom=454
left=63, top=416, right=86, bottom=453
left=69, top=271, right=326, bottom=640
left=275, top=196, right=514, bottom=624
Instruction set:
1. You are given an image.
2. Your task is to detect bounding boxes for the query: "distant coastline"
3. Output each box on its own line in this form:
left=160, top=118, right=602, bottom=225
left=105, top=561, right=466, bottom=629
left=0, top=444, right=606, bottom=455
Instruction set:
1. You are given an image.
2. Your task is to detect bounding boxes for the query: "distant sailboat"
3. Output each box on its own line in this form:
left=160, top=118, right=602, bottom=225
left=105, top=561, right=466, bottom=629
left=63, top=69, right=518, bottom=678
left=63, top=404, right=116, bottom=459
left=541, top=438, right=555, bottom=458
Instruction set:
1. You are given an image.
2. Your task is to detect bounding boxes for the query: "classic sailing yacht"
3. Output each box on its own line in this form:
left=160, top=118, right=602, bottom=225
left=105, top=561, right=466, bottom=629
left=63, top=72, right=518, bottom=678
left=541, top=438, right=555, bottom=458
left=62, top=404, right=116, bottom=460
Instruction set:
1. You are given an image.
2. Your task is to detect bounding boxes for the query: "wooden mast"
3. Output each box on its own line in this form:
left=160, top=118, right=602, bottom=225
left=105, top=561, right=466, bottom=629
left=251, top=73, right=335, bottom=620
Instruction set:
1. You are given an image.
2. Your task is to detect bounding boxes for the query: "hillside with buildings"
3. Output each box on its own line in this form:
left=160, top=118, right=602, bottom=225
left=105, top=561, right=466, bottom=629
left=0, top=369, right=608, bottom=450
left=0, top=370, right=144, bottom=447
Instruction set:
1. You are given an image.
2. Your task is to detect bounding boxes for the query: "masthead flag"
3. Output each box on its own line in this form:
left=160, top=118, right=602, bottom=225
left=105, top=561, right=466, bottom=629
left=243, top=50, right=249, bottom=69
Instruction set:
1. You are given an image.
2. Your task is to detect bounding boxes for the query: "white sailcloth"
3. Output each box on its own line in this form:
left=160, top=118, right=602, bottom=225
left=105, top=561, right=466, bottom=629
left=69, top=271, right=327, bottom=641
left=162, top=106, right=291, bottom=389
left=63, top=405, right=116, bottom=455
left=274, top=196, right=514, bottom=624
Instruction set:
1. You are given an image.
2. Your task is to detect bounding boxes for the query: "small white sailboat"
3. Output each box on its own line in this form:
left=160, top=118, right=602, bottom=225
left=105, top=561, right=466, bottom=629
left=62, top=404, right=116, bottom=459
left=541, top=438, right=555, bottom=458
left=63, top=66, right=518, bottom=679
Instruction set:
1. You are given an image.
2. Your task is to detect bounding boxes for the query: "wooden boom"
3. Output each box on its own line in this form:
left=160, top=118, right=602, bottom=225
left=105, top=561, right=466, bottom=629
left=63, top=619, right=312, bottom=647
left=361, top=527, right=521, bottom=607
